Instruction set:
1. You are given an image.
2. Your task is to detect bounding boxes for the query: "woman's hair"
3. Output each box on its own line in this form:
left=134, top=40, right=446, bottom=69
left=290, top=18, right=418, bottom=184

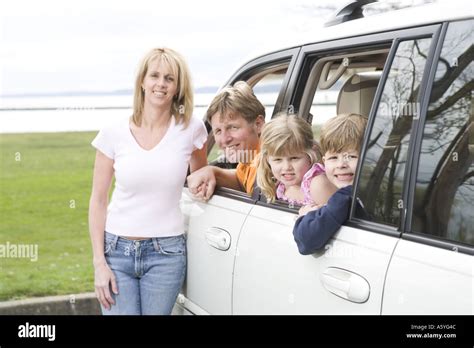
left=132, top=47, right=193, bottom=128
left=257, top=114, right=319, bottom=203
left=320, top=113, right=368, bottom=155
left=206, top=81, right=265, bottom=124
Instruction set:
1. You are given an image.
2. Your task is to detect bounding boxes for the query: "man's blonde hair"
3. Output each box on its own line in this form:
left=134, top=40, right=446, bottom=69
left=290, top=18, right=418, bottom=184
left=257, top=114, right=320, bottom=203
left=132, top=47, right=193, bottom=128
left=206, top=81, right=265, bottom=124
left=320, top=113, right=368, bottom=155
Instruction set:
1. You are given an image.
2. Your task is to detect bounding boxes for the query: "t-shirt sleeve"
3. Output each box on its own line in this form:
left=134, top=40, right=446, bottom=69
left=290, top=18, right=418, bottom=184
left=192, top=118, right=208, bottom=151
left=91, top=127, right=115, bottom=159
left=235, top=162, right=256, bottom=194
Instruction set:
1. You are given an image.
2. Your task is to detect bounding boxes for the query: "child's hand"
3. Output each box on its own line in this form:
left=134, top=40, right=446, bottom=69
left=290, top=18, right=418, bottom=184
left=299, top=203, right=323, bottom=216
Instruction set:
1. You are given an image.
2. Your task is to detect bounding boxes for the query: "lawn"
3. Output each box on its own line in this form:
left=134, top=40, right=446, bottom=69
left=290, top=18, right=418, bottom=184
left=0, top=132, right=98, bottom=301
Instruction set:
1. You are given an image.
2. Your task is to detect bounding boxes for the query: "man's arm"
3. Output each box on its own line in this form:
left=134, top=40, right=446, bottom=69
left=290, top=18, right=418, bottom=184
left=187, top=165, right=243, bottom=201
left=214, top=167, right=242, bottom=191
left=293, top=186, right=352, bottom=255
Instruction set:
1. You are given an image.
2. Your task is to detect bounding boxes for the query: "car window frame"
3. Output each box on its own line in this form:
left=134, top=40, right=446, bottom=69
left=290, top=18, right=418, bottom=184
left=403, top=20, right=474, bottom=256
left=348, top=25, right=443, bottom=237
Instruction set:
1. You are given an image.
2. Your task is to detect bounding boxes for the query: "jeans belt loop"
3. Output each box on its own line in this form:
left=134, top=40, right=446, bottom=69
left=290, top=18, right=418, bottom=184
left=152, top=238, right=160, bottom=252
left=111, top=234, right=119, bottom=250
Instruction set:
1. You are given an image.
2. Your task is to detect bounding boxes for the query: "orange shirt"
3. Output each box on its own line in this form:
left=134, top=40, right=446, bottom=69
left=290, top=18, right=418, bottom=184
left=235, top=146, right=260, bottom=195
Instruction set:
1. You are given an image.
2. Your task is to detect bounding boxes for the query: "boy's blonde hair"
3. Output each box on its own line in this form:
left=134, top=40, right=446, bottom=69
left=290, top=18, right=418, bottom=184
left=206, top=81, right=265, bottom=124
left=132, top=47, right=193, bottom=128
left=257, top=114, right=320, bottom=203
left=320, top=113, right=368, bottom=155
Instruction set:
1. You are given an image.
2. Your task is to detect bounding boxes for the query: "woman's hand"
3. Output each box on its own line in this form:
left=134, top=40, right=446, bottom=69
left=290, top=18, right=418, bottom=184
left=94, top=262, right=118, bottom=310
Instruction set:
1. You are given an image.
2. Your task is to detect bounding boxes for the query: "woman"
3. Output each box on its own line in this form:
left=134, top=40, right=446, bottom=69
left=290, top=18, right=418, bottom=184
left=88, top=48, right=207, bottom=315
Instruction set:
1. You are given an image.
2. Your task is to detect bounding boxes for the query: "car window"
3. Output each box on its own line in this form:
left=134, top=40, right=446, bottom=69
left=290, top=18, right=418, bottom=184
left=411, top=19, right=474, bottom=246
left=296, top=48, right=389, bottom=140
left=354, top=37, right=433, bottom=227
left=255, top=48, right=390, bottom=211
left=250, top=69, right=287, bottom=122
left=310, top=65, right=384, bottom=139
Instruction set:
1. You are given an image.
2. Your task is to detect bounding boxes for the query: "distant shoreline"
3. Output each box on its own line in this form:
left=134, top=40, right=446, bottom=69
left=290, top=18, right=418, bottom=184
left=0, top=84, right=286, bottom=98
left=0, top=86, right=218, bottom=98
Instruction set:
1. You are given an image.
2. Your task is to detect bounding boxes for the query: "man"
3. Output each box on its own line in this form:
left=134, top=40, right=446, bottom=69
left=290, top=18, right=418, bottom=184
left=187, top=81, right=265, bottom=200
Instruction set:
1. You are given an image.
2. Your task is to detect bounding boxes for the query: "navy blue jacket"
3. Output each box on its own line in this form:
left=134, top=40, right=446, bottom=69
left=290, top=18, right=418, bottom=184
left=293, top=185, right=353, bottom=255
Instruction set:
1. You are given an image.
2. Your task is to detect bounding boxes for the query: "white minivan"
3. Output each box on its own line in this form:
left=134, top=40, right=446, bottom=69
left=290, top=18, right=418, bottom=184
left=176, top=0, right=473, bottom=315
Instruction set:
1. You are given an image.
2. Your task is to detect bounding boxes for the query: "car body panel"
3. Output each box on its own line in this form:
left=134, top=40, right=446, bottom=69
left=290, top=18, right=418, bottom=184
left=232, top=205, right=399, bottom=314
left=382, top=239, right=474, bottom=314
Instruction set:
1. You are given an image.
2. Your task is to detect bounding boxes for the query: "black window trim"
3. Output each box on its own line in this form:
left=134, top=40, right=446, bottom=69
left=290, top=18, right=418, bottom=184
left=400, top=27, right=444, bottom=233
left=255, top=198, right=301, bottom=214
left=405, top=22, right=448, bottom=234
left=212, top=187, right=259, bottom=204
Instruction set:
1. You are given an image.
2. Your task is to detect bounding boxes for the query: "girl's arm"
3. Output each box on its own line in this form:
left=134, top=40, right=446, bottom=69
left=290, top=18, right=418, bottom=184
left=88, top=150, right=116, bottom=310
left=309, top=174, right=338, bottom=206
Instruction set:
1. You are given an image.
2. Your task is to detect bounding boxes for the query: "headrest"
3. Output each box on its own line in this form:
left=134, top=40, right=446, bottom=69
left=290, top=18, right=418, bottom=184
left=337, top=71, right=382, bottom=118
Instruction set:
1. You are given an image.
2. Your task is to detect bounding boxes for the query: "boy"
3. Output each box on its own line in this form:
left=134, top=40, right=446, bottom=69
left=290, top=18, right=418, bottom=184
left=293, top=113, right=367, bottom=255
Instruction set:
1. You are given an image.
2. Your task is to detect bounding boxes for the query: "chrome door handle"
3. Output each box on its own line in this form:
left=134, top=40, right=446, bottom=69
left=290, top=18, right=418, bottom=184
left=205, top=227, right=231, bottom=251
left=321, top=267, right=370, bottom=303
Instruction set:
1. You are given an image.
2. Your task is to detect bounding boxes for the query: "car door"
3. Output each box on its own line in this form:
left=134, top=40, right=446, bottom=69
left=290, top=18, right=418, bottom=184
left=178, top=49, right=300, bottom=314
left=232, top=25, right=442, bottom=314
left=382, top=19, right=474, bottom=314
left=179, top=188, right=255, bottom=314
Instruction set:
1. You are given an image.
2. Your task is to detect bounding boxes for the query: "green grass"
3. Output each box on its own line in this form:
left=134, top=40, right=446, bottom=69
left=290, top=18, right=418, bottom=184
left=0, top=132, right=97, bottom=301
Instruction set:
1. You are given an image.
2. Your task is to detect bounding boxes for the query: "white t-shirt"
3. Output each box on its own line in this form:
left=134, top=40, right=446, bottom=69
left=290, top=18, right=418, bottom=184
left=91, top=116, right=207, bottom=238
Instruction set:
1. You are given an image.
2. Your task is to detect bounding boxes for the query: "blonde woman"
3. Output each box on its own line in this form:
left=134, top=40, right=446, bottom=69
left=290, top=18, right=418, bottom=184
left=89, top=48, right=207, bottom=315
left=257, top=114, right=336, bottom=206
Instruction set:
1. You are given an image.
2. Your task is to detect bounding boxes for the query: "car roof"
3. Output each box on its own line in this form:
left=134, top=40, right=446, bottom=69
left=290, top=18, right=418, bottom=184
left=247, top=0, right=473, bottom=62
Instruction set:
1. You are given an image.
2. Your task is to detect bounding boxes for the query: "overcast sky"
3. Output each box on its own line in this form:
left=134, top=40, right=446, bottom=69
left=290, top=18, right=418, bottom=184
left=0, top=0, right=350, bottom=95
left=0, top=0, right=440, bottom=96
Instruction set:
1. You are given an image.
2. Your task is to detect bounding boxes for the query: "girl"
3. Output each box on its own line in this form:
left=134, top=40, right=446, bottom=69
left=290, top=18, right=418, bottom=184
left=257, top=114, right=336, bottom=207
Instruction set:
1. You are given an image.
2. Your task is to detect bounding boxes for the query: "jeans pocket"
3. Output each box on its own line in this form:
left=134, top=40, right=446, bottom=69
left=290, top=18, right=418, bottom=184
left=159, top=236, right=186, bottom=256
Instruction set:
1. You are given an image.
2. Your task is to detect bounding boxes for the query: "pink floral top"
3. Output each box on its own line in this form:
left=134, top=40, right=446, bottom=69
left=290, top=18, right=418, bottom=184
left=276, top=163, right=325, bottom=206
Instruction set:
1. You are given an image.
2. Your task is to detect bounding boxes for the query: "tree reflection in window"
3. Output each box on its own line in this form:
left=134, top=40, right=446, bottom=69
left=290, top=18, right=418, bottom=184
left=355, top=38, right=432, bottom=227
left=412, top=20, right=474, bottom=245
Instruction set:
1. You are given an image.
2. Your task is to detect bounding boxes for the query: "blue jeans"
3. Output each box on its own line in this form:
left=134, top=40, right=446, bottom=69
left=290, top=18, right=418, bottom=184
left=101, top=231, right=186, bottom=315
